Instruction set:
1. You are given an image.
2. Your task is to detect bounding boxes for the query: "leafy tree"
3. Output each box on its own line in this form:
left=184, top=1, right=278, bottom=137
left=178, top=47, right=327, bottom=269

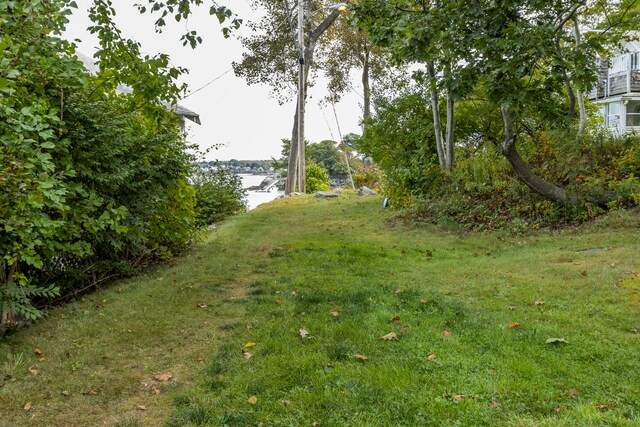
left=352, top=0, right=639, bottom=204
left=307, top=140, right=348, bottom=177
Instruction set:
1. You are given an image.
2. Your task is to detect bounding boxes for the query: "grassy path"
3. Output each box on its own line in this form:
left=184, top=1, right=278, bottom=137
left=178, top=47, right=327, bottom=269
left=1, top=194, right=640, bottom=426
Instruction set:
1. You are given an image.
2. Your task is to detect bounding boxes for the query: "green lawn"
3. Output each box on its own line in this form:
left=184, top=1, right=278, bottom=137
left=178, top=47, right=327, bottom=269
left=1, top=194, right=639, bottom=426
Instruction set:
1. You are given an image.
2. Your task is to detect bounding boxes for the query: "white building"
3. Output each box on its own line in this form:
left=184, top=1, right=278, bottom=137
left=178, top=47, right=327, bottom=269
left=589, top=37, right=640, bottom=134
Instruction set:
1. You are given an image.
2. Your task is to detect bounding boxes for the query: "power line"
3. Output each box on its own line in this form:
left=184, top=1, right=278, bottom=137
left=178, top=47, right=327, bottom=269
left=182, top=68, right=233, bottom=99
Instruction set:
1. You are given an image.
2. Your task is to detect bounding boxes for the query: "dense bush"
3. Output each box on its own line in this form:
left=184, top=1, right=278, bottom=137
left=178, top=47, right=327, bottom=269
left=357, top=88, right=640, bottom=231
left=306, top=162, right=331, bottom=192
left=192, top=166, right=247, bottom=227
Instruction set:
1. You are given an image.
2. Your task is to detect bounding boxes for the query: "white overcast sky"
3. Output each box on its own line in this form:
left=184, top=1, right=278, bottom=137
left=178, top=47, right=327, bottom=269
left=62, top=1, right=364, bottom=161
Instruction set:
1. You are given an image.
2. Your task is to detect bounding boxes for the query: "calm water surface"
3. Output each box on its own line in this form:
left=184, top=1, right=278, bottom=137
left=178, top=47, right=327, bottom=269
left=239, top=174, right=284, bottom=210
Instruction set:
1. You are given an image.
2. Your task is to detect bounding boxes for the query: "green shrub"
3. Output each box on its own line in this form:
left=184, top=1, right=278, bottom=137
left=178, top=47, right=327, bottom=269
left=306, top=162, right=331, bottom=193
left=192, top=165, right=247, bottom=227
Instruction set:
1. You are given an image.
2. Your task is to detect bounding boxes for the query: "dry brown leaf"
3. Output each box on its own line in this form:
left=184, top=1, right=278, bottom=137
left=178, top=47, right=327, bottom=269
left=243, top=341, right=257, bottom=348
left=275, top=290, right=282, bottom=295
left=354, top=354, right=368, bottom=361
left=443, top=330, right=452, bottom=337
left=34, top=348, right=44, bottom=356
left=152, top=386, right=161, bottom=395
left=341, top=390, right=347, bottom=397
left=298, top=328, right=310, bottom=338
left=275, top=298, right=283, bottom=304
left=580, top=271, right=588, bottom=276
left=312, top=422, right=320, bottom=427
left=399, top=325, right=410, bottom=333
left=154, top=372, right=173, bottom=382
left=453, top=394, right=467, bottom=401
left=534, top=300, right=545, bottom=306
left=426, top=353, right=436, bottom=361
left=282, top=399, right=291, bottom=405
left=28, top=366, right=38, bottom=376
left=247, top=395, right=258, bottom=405
left=330, top=311, right=339, bottom=317
left=509, top=322, right=521, bottom=329
left=196, top=302, right=208, bottom=308
left=137, top=405, right=147, bottom=411
left=395, top=288, right=403, bottom=294
left=488, top=401, right=501, bottom=409
left=390, top=316, right=401, bottom=324
left=554, top=406, right=563, bottom=414
left=242, top=351, right=253, bottom=360
left=420, top=300, right=428, bottom=305
left=381, top=332, right=399, bottom=341
left=37, top=357, right=45, bottom=363
left=290, top=291, right=297, bottom=296
left=596, top=403, right=614, bottom=410
left=23, top=402, right=32, bottom=412
left=508, top=305, right=517, bottom=311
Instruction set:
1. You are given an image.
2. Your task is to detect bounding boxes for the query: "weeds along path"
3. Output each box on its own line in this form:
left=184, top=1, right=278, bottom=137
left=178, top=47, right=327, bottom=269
left=2, top=194, right=640, bottom=426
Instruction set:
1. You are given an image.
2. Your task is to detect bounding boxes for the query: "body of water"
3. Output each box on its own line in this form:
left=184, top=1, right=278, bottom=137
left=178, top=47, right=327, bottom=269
left=239, top=174, right=284, bottom=210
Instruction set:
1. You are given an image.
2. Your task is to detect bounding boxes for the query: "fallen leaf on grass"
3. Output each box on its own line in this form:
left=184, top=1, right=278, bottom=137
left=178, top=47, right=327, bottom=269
left=298, top=328, right=310, bottom=338
left=443, top=330, right=452, bottom=337
left=580, top=271, right=588, bottom=276
left=354, top=354, right=368, bottom=361
left=154, top=372, right=173, bottom=382
left=390, top=316, right=401, bottom=324
left=137, top=405, right=147, bottom=411
left=196, top=302, right=208, bottom=308
left=420, top=300, right=429, bottom=305
left=247, top=395, right=258, bottom=405
left=28, top=366, right=38, bottom=376
left=395, top=288, right=403, bottom=294
left=23, top=402, right=32, bottom=412
left=508, top=322, right=521, bottom=329
left=152, top=386, right=161, bottom=395
left=399, top=325, right=410, bottom=333
left=290, top=291, right=297, bottom=296
left=275, top=291, right=282, bottom=295
left=453, top=394, right=467, bottom=401
left=275, top=298, right=283, bottom=304
left=534, top=300, right=545, bottom=306
left=553, top=406, right=563, bottom=414
left=341, top=390, right=347, bottom=397
left=508, top=305, right=517, bottom=311
left=560, top=388, right=579, bottom=397
left=330, top=311, right=339, bottom=318
left=596, top=403, right=614, bottom=410
left=282, top=399, right=291, bottom=405
left=242, top=351, right=253, bottom=360
left=489, top=401, right=501, bottom=409
left=34, top=348, right=44, bottom=356
left=312, top=422, right=320, bottom=427
left=37, top=357, right=45, bottom=362
left=381, top=332, right=398, bottom=341
left=426, top=353, right=436, bottom=361
left=82, top=389, right=98, bottom=395
left=545, top=338, right=569, bottom=345
left=243, top=341, right=257, bottom=348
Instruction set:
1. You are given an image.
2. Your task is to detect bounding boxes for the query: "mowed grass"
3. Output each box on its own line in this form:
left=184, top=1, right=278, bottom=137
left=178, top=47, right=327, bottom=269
left=2, top=194, right=640, bottom=426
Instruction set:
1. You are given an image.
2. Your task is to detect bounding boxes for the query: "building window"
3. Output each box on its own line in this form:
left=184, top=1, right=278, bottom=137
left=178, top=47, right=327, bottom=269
left=608, top=101, right=621, bottom=127
left=627, top=101, right=640, bottom=127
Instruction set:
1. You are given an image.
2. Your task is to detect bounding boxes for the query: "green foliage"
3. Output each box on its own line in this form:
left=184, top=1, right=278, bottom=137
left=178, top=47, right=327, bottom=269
left=192, top=165, right=247, bottom=227
left=1, top=0, right=238, bottom=324
left=307, top=140, right=348, bottom=178
left=305, top=162, right=330, bottom=193
left=357, top=92, right=440, bottom=205
left=352, top=165, right=385, bottom=191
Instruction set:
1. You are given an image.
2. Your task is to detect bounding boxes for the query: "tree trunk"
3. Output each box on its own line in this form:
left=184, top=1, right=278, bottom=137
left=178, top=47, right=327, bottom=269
left=426, top=61, right=446, bottom=170
left=285, top=6, right=344, bottom=194
left=573, top=20, right=587, bottom=135
left=362, top=47, right=371, bottom=122
left=1, top=262, right=17, bottom=331
left=564, top=71, right=576, bottom=117
left=501, top=105, right=570, bottom=203
left=445, top=88, right=455, bottom=171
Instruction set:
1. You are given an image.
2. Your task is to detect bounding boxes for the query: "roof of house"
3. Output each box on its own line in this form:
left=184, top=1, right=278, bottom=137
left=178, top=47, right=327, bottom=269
left=75, top=51, right=201, bottom=125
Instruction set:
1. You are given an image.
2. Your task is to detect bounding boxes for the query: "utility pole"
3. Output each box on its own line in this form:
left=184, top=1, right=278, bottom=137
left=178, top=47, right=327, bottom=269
left=297, top=0, right=306, bottom=193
